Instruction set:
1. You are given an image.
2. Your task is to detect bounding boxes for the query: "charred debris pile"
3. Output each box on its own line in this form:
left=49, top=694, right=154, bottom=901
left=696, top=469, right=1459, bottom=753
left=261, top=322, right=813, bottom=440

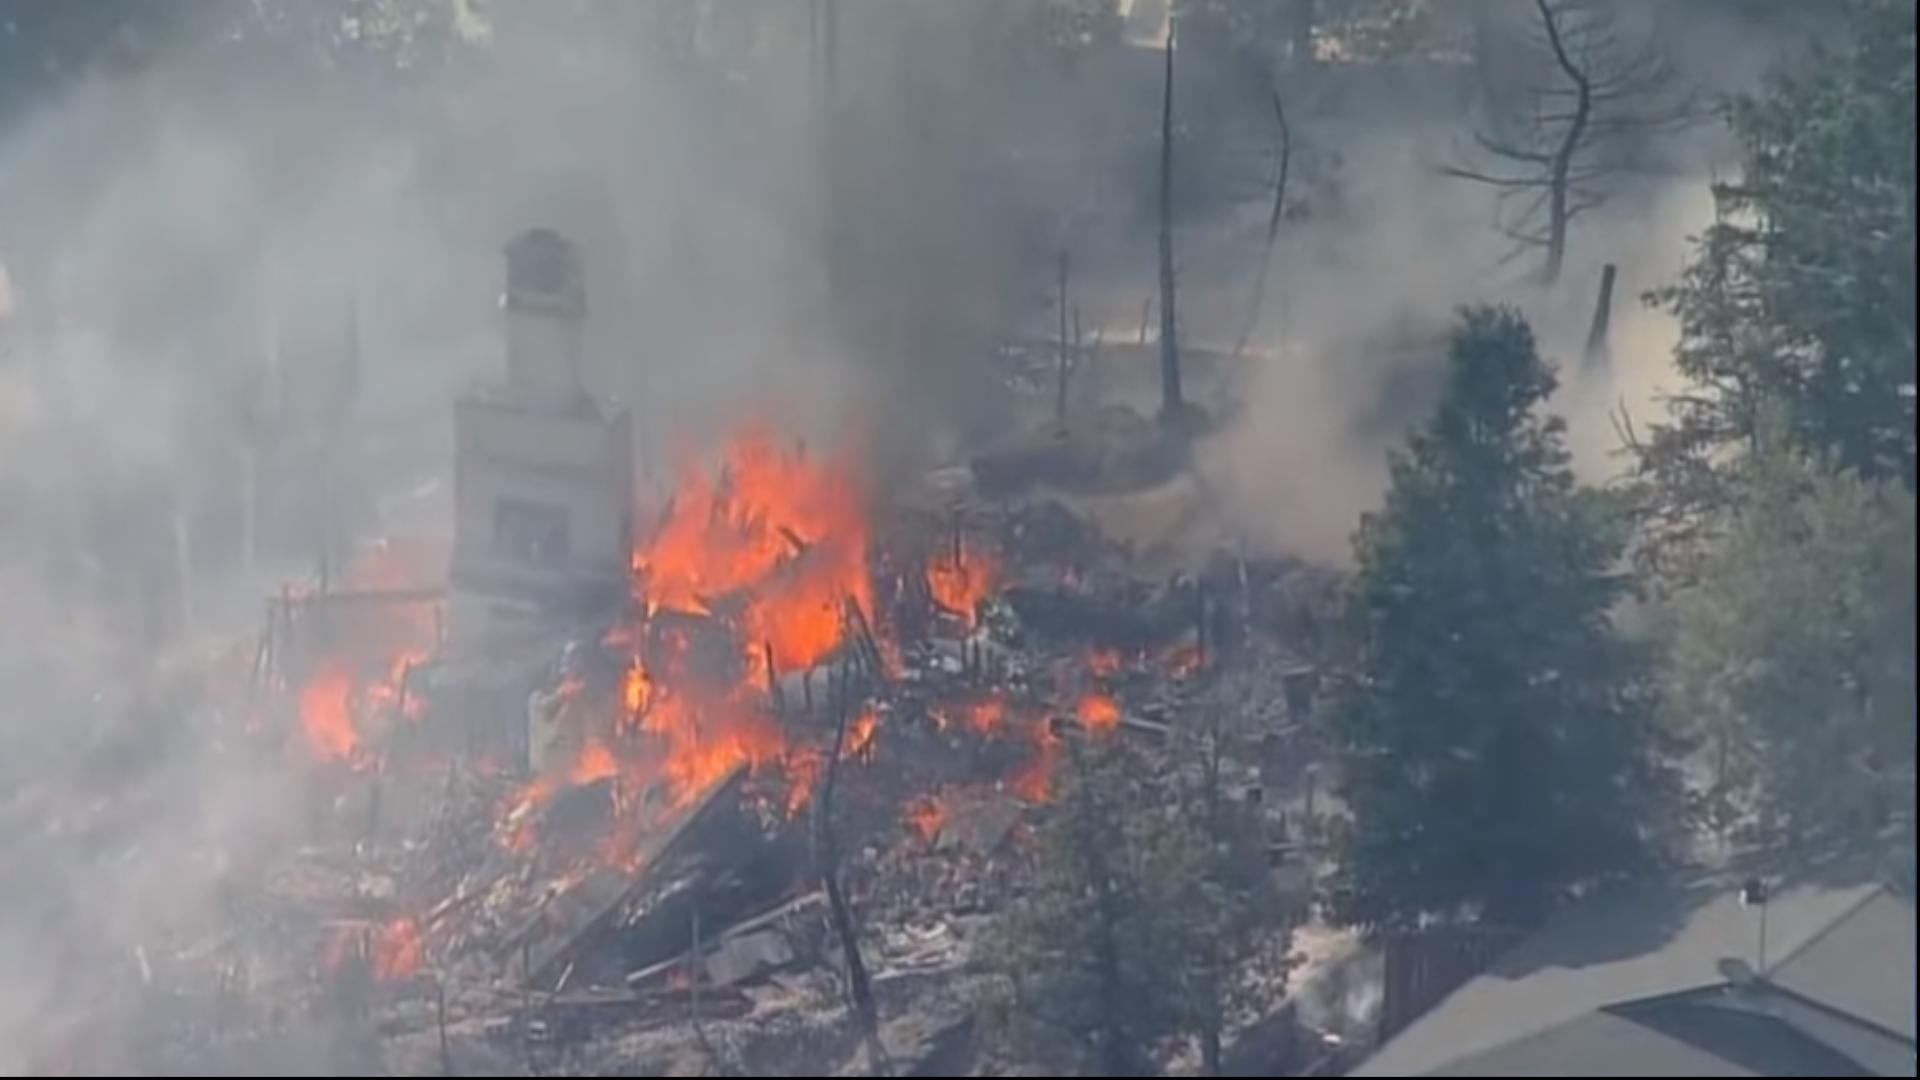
left=101, top=448, right=1346, bottom=1075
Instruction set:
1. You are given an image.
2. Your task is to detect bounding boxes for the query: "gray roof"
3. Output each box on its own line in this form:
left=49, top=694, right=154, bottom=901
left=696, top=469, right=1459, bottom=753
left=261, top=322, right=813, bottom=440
left=1354, top=872, right=1908, bottom=1077
left=1427, top=1003, right=1870, bottom=1078
left=1768, top=888, right=1917, bottom=1041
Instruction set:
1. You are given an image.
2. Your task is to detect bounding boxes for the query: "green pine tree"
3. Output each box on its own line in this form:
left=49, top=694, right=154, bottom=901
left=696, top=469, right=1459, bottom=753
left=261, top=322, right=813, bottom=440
left=1329, top=306, right=1655, bottom=930
left=1648, top=0, right=1916, bottom=493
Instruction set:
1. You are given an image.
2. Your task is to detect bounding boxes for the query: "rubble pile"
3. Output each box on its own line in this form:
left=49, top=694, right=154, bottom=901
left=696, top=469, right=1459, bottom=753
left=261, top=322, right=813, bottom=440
left=33, top=428, right=1347, bottom=1076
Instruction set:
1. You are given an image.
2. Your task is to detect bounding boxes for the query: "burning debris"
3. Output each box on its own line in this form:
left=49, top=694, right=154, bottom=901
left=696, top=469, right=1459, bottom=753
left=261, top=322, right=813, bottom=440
left=44, top=228, right=1345, bottom=1078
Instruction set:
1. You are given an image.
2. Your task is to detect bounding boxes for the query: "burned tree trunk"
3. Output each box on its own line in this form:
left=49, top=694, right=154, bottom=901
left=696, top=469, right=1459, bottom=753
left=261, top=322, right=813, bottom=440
left=820, top=661, right=887, bottom=1075
left=1539, top=0, right=1590, bottom=286
left=1157, top=20, right=1186, bottom=426
left=1235, top=80, right=1292, bottom=358
left=1584, top=262, right=1617, bottom=369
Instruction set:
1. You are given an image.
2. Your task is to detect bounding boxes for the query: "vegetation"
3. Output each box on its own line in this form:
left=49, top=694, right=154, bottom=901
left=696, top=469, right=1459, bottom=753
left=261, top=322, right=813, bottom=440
left=1446, top=1, right=1695, bottom=285
left=1661, top=424, right=1916, bottom=859
left=1329, top=307, right=1656, bottom=929
left=994, top=740, right=1282, bottom=1076
left=1647, top=0, right=1916, bottom=496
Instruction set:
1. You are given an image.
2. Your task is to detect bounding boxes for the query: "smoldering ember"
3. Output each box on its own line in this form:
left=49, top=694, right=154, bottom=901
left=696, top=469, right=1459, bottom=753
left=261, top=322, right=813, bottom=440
left=0, top=3, right=1913, bottom=1078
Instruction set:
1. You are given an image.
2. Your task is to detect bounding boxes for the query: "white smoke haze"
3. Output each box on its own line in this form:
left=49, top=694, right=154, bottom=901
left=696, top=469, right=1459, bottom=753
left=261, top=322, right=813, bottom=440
left=0, top=1, right=1821, bottom=1070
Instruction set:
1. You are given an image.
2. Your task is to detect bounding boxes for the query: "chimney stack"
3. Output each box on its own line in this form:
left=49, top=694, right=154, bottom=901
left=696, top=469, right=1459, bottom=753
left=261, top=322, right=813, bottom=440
left=502, top=228, right=588, bottom=411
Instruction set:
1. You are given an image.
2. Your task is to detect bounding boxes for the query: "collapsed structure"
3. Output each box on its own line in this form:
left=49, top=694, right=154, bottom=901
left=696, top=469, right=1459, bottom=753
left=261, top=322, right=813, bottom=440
left=69, top=226, right=1357, bottom=1076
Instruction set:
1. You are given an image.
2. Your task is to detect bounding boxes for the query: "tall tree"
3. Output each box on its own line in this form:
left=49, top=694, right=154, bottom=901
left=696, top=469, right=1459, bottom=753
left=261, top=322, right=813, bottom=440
left=1157, top=16, right=1188, bottom=426
left=1446, top=0, right=1694, bottom=285
left=1662, top=426, right=1916, bottom=859
left=1649, top=0, right=1916, bottom=491
left=1330, top=307, right=1654, bottom=930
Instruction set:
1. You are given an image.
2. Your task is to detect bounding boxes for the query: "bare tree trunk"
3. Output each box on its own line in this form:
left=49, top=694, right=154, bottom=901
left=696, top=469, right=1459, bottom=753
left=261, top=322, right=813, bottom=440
left=1157, top=20, right=1186, bottom=424
left=1235, top=81, right=1291, bottom=358
left=819, top=661, right=887, bottom=1076
left=1584, top=262, right=1617, bottom=368
left=1538, top=0, right=1590, bottom=286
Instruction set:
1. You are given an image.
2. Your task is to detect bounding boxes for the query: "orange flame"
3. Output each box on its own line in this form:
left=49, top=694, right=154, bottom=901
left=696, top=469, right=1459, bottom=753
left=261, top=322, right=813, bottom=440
left=907, top=795, right=949, bottom=843
left=1012, top=719, right=1061, bottom=803
left=783, top=748, right=825, bottom=819
left=1086, top=647, right=1125, bottom=677
left=299, top=660, right=359, bottom=764
left=926, top=544, right=1000, bottom=629
left=322, top=916, right=425, bottom=983
left=847, top=709, right=879, bottom=764
left=622, top=661, right=653, bottom=720
left=637, top=426, right=874, bottom=674
left=966, top=694, right=1008, bottom=735
left=1077, top=692, right=1121, bottom=734
left=492, top=426, right=894, bottom=869
left=373, top=917, right=424, bottom=982
left=569, top=740, right=620, bottom=786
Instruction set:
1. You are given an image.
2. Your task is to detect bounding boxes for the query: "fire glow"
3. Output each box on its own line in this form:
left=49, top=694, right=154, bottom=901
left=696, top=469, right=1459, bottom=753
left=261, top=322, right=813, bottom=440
left=926, top=540, right=999, bottom=630
left=503, top=426, right=897, bottom=867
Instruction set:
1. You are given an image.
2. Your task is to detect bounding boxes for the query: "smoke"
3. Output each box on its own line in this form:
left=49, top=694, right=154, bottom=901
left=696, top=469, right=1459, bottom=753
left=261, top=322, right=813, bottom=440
left=0, top=1, right=1821, bottom=1070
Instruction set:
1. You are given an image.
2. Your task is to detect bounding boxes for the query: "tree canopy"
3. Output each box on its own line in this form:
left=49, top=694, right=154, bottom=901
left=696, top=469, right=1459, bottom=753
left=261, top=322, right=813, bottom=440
left=1650, top=0, right=1916, bottom=490
left=1661, top=424, right=1916, bottom=860
left=1330, top=306, right=1656, bottom=930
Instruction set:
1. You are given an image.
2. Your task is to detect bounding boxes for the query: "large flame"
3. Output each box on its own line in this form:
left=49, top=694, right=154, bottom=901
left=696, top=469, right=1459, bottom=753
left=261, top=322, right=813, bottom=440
left=505, top=426, right=893, bottom=867
left=926, top=543, right=1000, bottom=629
left=292, top=541, right=442, bottom=767
left=637, top=426, right=873, bottom=674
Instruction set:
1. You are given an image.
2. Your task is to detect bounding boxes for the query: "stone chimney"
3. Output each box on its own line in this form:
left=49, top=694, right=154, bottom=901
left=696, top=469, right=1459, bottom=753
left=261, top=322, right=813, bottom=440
left=502, top=228, right=588, bottom=411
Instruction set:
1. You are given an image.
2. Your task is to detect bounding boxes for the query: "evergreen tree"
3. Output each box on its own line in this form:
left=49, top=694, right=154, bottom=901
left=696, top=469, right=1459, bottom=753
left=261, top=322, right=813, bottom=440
left=1647, top=0, right=1915, bottom=494
left=1662, top=424, right=1916, bottom=858
left=994, top=738, right=1282, bottom=1076
left=995, top=742, right=1188, bottom=1076
left=1330, top=306, right=1653, bottom=930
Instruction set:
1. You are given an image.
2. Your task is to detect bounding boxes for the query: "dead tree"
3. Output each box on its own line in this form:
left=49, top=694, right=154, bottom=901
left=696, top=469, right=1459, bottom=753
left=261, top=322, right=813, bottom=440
left=1444, top=0, right=1694, bottom=285
left=1156, top=17, right=1186, bottom=425
left=1584, top=262, right=1617, bottom=369
left=819, top=657, right=889, bottom=1076
left=1234, top=77, right=1292, bottom=358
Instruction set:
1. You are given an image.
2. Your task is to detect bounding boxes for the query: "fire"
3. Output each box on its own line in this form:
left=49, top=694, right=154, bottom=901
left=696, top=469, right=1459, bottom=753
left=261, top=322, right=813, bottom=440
left=907, top=795, right=949, bottom=843
left=639, top=691, right=785, bottom=811
left=373, top=917, right=424, bottom=982
left=636, top=426, right=874, bottom=674
left=1012, top=720, right=1061, bottom=803
left=569, top=740, right=620, bottom=785
left=783, top=748, right=824, bottom=818
left=292, top=541, right=442, bottom=766
left=847, top=708, right=879, bottom=763
left=299, top=660, right=359, bottom=763
left=622, top=661, right=653, bottom=719
left=926, top=543, right=999, bottom=629
left=1086, top=647, right=1126, bottom=677
left=322, top=916, right=425, bottom=983
left=490, top=426, right=896, bottom=869
left=1077, top=692, right=1121, bottom=734
left=966, top=694, right=1008, bottom=735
